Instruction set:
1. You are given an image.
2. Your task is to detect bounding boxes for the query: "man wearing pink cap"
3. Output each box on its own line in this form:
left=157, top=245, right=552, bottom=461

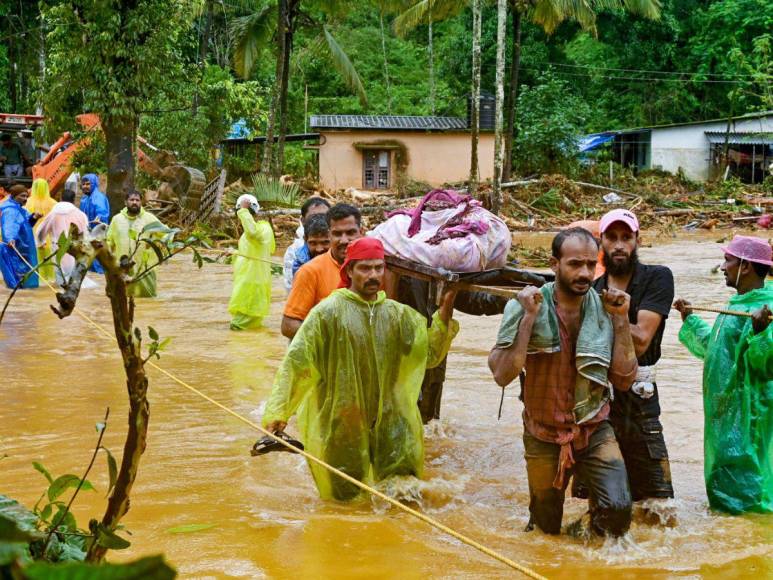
left=262, top=238, right=460, bottom=500
left=675, top=235, right=772, bottom=514
left=581, top=209, right=677, bottom=514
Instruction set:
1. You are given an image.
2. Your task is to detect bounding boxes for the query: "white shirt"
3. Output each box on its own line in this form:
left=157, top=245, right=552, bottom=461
left=282, top=224, right=305, bottom=294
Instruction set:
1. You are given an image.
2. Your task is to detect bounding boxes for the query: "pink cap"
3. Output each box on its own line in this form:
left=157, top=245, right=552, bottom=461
left=721, top=235, right=773, bottom=266
left=599, top=209, right=639, bottom=234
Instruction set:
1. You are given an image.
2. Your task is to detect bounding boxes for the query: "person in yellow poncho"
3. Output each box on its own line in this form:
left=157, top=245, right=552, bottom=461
left=263, top=237, right=460, bottom=501
left=106, top=189, right=165, bottom=298
left=228, top=194, right=276, bottom=330
left=25, top=178, right=57, bottom=282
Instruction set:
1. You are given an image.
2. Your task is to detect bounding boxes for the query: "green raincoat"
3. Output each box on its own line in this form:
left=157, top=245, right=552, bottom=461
left=228, top=208, right=275, bottom=329
left=263, top=288, right=459, bottom=500
left=679, top=281, right=773, bottom=514
left=106, top=208, right=163, bottom=298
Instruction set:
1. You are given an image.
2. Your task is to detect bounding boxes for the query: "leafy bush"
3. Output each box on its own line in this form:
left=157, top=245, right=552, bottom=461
left=513, top=71, right=590, bottom=176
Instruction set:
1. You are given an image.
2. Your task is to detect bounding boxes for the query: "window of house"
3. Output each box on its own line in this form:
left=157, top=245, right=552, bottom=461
left=363, top=150, right=391, bottom=189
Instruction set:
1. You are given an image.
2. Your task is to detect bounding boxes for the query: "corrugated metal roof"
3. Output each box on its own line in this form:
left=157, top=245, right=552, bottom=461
left=607, top=110, right=773, bottom=134
left=705, top=131, right=773, bottom=145
left=309, top=115, right=468, bottom=131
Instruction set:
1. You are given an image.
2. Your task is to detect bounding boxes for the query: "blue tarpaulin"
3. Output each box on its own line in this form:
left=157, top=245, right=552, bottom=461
left=578, top=132, right=616, bottom=152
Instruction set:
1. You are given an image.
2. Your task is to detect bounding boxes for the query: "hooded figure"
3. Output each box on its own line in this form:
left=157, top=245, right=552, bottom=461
left=228, top=195, right=275, bottom=330
left=25, top=179, right=57, bottom=282
left=677, top=236, right=773, bottom=514
left=106, top=190, right=164, bottom=298
left=79, top=173, right=110, bottom=274
left=262, top=238, right=459, bottom=500
left=0, top=188, right=38, bottom=289
left=34, top=193, right=94, bottom=288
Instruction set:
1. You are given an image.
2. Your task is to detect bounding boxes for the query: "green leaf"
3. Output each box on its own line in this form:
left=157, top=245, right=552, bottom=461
left=55, top=233, right=71, bottom=266
left=22, top=554, right=176, bottom=579
left=95, top=422, right=106, bottom=434
left=156, top=337, right=171, bottom=352
left=0, top=495, right=41, bottom=537
left=144, top=239, right=167, bottom=264
left=165, top=523, right=215, bottom=534
left=140, top=221, right=174, bottom=235
left=0, top=514, right=44, bottom=543
left=322, top=27, right=368, bottom=108
left=147, top=326, right=159, bottom=341
left=33, top=461, right=54, bottom=484
left=50, top=503, right=77, bottom=533
left=94, top=524, right=131, bottom=550
left=40, top=503, right=53, bottom=523
left=48, top=475, right=95, bottom=502
left=101, top=447, right=118, bottom=498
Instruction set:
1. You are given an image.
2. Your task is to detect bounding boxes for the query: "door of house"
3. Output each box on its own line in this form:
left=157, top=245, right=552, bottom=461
left=363, top=150, right=390, bottom=189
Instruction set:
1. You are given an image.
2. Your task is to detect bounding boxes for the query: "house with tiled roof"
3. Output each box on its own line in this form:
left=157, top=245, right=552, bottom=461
left=309, top=109, right=495, bottom=191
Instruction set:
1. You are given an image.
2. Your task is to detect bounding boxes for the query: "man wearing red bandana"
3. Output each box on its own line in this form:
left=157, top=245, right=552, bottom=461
left=263, top=238, right=460, bottom=500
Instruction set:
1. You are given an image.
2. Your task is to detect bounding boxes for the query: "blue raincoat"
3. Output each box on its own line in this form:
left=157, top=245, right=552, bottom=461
left=79, top=173, right=110, bottom=274
left=0, top=197, right=39, bottom=289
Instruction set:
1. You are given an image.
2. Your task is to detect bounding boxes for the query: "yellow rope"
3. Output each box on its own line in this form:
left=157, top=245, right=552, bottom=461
left=2, top=242, right=546, bottom=580
left=195, top=247, right=284, bottom=268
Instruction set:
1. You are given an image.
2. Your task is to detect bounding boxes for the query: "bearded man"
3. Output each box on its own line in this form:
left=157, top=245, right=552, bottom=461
left=584, top=209, right=676, bottom=517
left=106, top=189, right=165, bottom=297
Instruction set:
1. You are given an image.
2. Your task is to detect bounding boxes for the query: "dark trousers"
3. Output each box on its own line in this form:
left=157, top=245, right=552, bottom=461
left=524, top=421, right=632, bottom=536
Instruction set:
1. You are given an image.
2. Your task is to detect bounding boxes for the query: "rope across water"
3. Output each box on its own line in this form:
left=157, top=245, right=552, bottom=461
left=2, top=241, right=546, bottom=579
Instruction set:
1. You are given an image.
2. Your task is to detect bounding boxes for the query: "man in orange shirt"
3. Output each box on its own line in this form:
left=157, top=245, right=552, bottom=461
left=281, top=203, right=363, bottom=339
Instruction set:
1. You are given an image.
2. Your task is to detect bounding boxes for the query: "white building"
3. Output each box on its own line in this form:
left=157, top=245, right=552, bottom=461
left=582, top=111, right=773, bottom=183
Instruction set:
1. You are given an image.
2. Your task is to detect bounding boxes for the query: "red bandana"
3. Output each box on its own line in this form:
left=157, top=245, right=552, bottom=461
left=339, top=237, right=385, bottom=288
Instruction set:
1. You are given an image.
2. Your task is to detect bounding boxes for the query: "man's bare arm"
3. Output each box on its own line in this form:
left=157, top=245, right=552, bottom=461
left=280, top=315, right=303, bottom=340
left=488, top=286, right=541, bottom=387
left=630, top=310, right=664, bottom=357
left=602, top=289, right=638, bottom=391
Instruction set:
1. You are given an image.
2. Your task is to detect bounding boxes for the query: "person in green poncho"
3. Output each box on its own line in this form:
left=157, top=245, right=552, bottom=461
left=228, top=194, right=276, bottom=330
left=106, top=190, right=166, bottom=298
left=674, top=235, right=772, bottom=514
left=263, top=237, right=459, bottom=500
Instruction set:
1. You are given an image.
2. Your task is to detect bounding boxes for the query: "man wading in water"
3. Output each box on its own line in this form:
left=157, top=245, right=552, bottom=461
left=263, top=238, right=459, bottom=500
left=575, top=210, right=676, bottom=524
left=489, top=228, right=638, bottom=536
left=675, top=235, right=772, bottom=514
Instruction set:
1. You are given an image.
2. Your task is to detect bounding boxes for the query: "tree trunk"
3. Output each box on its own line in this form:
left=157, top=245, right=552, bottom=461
left=199, top=0, right=213, bottom=66
left=502, top=5, right=522, bottom=181
left=380, top=13, right=392, bottom=113
left=273, top=0, right=298, bottom=178
left=85, top=267, right=149, bottom=562
left=262, top=0, right=287, bottom=175
left=428, top=12, right=435, bottom=114
left=8, top=34, right=17, bottom=112
left=491, top=0, right=507, bottom=214
left=102, top=116, right=136, bottom=217
left=469, top=0, right=482, bottom=195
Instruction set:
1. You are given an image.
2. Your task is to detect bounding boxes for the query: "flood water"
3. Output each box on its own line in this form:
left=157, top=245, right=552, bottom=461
left=1, top=233, right=771, bottom=579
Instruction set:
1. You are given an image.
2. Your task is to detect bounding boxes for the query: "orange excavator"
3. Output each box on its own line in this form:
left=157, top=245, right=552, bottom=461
left=0, top=112, right=205, bottom=210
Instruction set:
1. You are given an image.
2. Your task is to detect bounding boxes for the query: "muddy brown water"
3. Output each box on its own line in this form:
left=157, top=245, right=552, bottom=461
left=1, top=233, right=771, bottom=579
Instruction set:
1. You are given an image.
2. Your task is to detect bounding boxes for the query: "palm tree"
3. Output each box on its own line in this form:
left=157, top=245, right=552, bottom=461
left=232, top=0, right=368, bottom=177
left=394, top=0, right=662, bottom=186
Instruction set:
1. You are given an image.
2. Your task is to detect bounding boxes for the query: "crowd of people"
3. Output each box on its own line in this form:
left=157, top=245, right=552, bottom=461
left=0, top=175, right=165, bottom=296
left=1, top=178, right=770, bottom=538
left=265, top=199, right=771, bottom=538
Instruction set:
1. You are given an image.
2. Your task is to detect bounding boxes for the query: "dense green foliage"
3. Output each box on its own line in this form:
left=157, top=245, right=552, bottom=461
left=1, top=0, right=770, bottom=177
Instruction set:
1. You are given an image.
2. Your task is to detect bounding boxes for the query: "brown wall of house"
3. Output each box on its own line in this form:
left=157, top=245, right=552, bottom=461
left=317, top=130, right=496, bottom=190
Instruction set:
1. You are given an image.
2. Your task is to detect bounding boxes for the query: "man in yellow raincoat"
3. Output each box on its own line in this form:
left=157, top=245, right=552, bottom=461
left=106, top=190, right=165, bottom=298
left=675, top=235, right=772, bottom=514
left=263, top=237, right=459, bottom=500
left=228, top=194, right=275, bottom=330
left=25, top=178, right=57, bottom=282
